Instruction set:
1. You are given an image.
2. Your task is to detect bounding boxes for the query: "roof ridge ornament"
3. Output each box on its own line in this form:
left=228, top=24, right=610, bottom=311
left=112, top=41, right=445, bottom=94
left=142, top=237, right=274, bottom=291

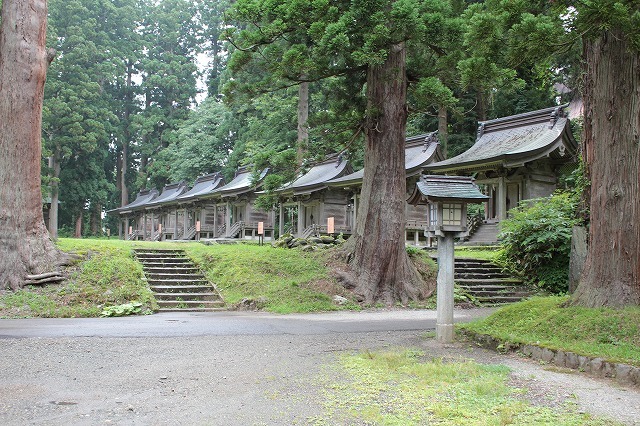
left=477, top=122, right=486, bottom=138
left=550, top=106, right=562, bottom=128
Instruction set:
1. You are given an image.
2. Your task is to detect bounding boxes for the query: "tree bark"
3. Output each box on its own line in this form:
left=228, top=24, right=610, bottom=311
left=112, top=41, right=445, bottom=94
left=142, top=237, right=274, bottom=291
left=296, top=80, right=309, bottom=166
left=0, top=0, right=66, bottom=290
left=438, top=104, right=448, bottom=158
left=343, top=42, right=430, bottom=305
left=572, top=29, right=640, bottom=307
left=74, top=213, right=83, bottom=238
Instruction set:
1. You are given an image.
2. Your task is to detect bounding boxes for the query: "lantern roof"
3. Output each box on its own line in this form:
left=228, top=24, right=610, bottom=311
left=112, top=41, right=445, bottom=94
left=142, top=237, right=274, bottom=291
left=408, top=175, right=489, bottom=205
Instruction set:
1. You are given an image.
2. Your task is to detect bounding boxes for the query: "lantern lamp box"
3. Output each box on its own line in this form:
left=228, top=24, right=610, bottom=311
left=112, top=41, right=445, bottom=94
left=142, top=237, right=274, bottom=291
left=408, top=175, right=489, bottom=238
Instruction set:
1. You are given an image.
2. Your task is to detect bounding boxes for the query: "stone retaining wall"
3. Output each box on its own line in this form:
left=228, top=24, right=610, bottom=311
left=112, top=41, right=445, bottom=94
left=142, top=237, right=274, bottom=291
left=460, top=330, right=640, bottom=388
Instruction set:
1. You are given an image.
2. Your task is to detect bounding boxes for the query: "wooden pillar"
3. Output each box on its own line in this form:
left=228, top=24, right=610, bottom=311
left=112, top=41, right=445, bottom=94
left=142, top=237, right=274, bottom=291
left=225, top=201, right=231, bottom=237
left=173, top=208, right=179, bottom=240
left=352, top=194, right=358, bottom=232
left=436, top=233, right=455, bottom=343
left=497, top=177, right=507, bottom=221
left=143, top=213, right=147, bottom=240
left=150, top=212, right=155, bottom=241
left=213, top=204, right=218, bottom=237
left=183, top=208, right=188, bottom=239
left=414, top=229, right=419, bottom=246
left=279, top=203, right=284, bottom=236
left=296, top=200, right=304, bottom=237
left=123, top=217, right=129, bottom=240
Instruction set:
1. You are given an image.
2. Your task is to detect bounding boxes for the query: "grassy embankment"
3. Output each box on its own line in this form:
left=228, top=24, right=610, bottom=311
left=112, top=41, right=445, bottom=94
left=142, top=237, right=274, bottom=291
left=460, top=296, right=640, bottom=366
left=0, top=238, right=366, bottom=317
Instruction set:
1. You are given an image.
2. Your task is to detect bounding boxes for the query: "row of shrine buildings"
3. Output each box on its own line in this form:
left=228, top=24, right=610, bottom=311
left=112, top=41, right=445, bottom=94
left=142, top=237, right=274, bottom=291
left=108, top=105, right=578, bottom=244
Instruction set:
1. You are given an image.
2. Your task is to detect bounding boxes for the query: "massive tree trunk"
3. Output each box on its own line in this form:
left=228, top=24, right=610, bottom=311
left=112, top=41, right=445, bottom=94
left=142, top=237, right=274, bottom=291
left=0, top=0, right=66, bottom=290
left=572, top=29, right=640, bottom=307
left=343, top=42, right=429, bottom=305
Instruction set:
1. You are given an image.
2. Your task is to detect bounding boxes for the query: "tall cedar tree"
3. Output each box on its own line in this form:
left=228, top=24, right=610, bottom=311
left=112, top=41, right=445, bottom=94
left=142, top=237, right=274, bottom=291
left=0, top=0, right=66, bottom=289
left=226, top=0, right=454, bottom=303
left=572, top=1, right=640, bottom=307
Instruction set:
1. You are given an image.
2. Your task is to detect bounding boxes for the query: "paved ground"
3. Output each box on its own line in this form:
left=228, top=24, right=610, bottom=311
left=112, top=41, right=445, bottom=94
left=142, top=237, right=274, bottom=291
left=0, top=309, right=638, bottom=425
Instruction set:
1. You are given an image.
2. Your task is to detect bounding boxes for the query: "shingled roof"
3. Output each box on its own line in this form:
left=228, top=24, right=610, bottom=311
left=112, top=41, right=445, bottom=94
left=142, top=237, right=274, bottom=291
left=407, top=175, right=489, bottom=205
left=426, top=105, right=577, bottom=173
left=145, top=181, right=190, bottom=208
left=176, top=172, right=225, bottom=202
left=108, top=188, right=159, bottom=214
left=327, top=132, right=443, bottom=188
left=213, top=166, right=269, bottom=198
left=277, top=155, right=352, bottom=196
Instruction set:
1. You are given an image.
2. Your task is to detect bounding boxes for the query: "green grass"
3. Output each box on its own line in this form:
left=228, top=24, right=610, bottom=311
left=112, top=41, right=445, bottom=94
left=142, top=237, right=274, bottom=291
left=313, top=349, right=615, bottom=425
left=0, top=238, right=157, bottom=318
left=459, top=296, right=640, bottom=366
left=187, top=243, right=359, bottom=313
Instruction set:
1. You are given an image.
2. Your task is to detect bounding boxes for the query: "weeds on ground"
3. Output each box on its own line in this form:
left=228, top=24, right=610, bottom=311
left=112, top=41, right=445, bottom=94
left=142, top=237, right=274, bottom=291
left=313, top=349, right=617, bottom=425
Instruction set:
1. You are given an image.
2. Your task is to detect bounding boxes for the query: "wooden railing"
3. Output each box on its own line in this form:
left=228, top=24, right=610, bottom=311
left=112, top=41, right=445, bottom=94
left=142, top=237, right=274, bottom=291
left=182, top=226, right=196, bottom=240
left=226, top=221, right=244, bottom=238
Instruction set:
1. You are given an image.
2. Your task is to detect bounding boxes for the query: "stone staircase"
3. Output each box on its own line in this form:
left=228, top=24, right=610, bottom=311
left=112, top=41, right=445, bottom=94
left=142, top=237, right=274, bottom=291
left=454, top=257, right=534, bottom=305
left=464, top=222, right=500, bottom=245
left=134, top=248, right=225, bottom=312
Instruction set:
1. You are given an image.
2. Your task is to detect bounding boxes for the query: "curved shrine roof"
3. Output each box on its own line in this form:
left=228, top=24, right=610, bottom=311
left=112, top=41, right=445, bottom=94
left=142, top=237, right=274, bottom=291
left=426, top=105, right=577, bottom=173
left=278, top=155, right=352, bottom=196
left=108, top=188, right=159, bottom=214
left=145, top=181, right=189, bottom=208
left=176, top=173, right=225, bottom=202
left=213, top=167, right=269, bottom=198
left=327, top=132, right=442, bottom=188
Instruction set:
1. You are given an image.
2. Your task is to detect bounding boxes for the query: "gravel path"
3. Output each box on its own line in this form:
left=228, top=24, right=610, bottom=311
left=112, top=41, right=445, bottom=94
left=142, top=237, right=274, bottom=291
left=1, top=322, right=639, bottom=425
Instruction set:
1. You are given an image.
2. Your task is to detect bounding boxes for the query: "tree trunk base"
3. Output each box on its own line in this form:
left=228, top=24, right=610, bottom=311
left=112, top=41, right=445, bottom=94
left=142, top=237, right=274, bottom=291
left=0, top=232, right=68, bottom=290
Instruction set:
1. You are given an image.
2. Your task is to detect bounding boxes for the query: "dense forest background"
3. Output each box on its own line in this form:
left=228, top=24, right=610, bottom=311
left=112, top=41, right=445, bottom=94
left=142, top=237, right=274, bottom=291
left=41, top=0, right=579, bottom=237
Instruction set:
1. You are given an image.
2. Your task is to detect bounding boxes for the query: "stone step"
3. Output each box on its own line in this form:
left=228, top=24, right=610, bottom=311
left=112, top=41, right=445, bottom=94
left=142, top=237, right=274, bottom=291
left=147, top=278, right=210, bottom=286
left=157, top=300, right=226, bottom=310
left=146, top=272, right=205, bottom=280
left=455, top=272, right=512, bottom=279
left=151, top=285, right=214, bottom=294
left=456, top=278, right=524, bottom=286
left=153, top=292, right=222, bottom=301
left=145, top=267, right=200, bottom=273
left=133, top=248, right=225, bottom=312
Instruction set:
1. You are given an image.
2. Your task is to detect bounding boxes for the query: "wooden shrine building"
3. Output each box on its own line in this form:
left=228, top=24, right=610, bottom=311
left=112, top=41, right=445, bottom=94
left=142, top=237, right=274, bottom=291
left=275, top=154, right=353, bottom=237
left=425, top=105, right=578, bottom=224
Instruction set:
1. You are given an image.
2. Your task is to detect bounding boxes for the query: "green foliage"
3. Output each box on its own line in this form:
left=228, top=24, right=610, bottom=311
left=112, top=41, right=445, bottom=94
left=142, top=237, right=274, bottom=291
left=316, top=349, right=610, bottom=425
left=498, top=192, right=580, bottom=293
left=460, top=296, right=640, bottom=366
left=101, top=302, right=144, bottom=317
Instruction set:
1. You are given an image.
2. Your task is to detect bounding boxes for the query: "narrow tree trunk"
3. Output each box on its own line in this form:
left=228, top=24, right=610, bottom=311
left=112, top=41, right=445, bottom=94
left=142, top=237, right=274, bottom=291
left=572, top=29, right=640, bottom=307
left=438, top=104, right=448, bottom=158
left=120, top=141, right=128, bottom=206
left=343, top=42, right=430, bottom=305
left=90, top=203, right=101, bottom=236
left=296, top=80, right=309, bottom=166
left=0, top=0, right=66, bottom=290
left=48, top=152, right=61, bottom=239
left=74, top=214, right=83, bottom=238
